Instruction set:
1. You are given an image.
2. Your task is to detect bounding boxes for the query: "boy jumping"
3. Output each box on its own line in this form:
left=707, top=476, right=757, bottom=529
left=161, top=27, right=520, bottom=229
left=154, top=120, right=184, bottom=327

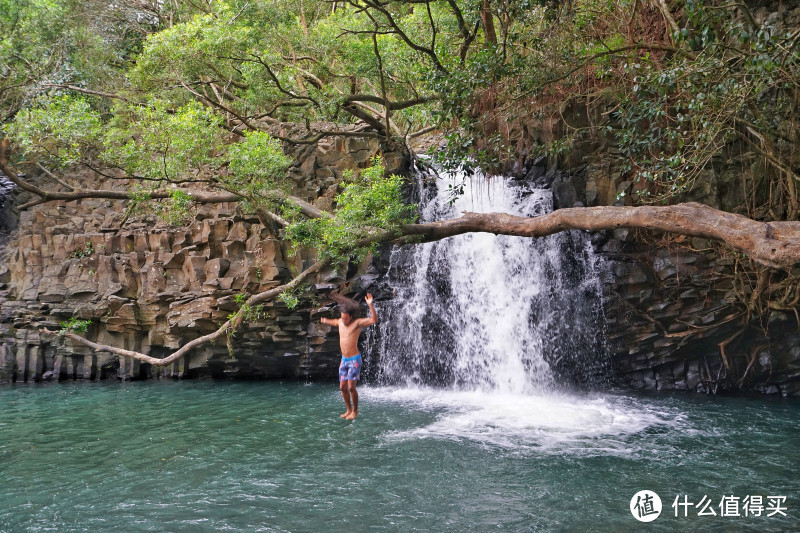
left=320, top=293, right=378, bottom=420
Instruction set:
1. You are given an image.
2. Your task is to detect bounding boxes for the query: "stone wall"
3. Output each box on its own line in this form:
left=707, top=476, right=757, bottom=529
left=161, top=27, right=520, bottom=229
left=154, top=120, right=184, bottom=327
left=600, top=235, right=800, bottom=397
left=520, top=154, right=800, bottom=398
left=0, top=134, right=405, bottom=384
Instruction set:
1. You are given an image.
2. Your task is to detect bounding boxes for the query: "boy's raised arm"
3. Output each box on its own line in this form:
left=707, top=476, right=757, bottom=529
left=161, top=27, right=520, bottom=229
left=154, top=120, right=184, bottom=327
left=320, top=317, right=337, bottom=326
left=360, top=293, right=378, bottom=326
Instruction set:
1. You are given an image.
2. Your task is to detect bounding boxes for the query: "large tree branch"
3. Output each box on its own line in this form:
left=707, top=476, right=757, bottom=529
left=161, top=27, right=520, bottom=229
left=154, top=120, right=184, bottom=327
left=342, top=94, right=438, bottom=111
left=391, top=203, right=800, bottom=269
left=0, top=159, right=325, bottom=217
left=31, top=203, right=800, bottom=368
left=341, top=103, right=388, bottom=136
left=266, top=127, right=383, bottom=146
left=0, top=159, right=240, bottom=209
left=268, top=190, right=329, bottom=219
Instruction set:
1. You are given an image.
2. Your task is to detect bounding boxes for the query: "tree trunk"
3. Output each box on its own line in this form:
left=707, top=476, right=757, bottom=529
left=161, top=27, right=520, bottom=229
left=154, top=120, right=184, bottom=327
left=480, top=0, right=497, bottom=46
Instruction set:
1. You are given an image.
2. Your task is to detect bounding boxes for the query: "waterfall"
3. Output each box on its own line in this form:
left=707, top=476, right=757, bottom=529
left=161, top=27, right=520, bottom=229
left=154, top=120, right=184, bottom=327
left=366, top=165, right=609, bottom=393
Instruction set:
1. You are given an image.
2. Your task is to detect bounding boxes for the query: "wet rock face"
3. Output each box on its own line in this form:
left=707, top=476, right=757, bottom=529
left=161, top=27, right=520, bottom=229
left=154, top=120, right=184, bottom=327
left=598, top=239, right=800, bottom=397
left=0, top=203, right=343, bottom=383
left=512, top=163, right=800, bottom=397
left=0, top=136, right=406, bottom=384
left=515, top=97, right=800, bottom=397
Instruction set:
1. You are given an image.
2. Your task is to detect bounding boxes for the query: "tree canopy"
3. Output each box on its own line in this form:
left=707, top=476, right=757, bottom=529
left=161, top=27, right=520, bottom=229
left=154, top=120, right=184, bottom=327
left=2, top=1, right=797, bottom=206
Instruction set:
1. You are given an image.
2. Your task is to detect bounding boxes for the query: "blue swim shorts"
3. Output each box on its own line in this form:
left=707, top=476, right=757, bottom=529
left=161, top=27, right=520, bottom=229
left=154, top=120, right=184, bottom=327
left=339, top=354, right=362, bottom=382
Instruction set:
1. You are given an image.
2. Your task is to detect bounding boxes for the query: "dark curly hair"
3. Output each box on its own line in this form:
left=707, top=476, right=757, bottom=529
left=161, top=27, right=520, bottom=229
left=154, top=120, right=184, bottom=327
left=331, top=293, right=360, bottom=317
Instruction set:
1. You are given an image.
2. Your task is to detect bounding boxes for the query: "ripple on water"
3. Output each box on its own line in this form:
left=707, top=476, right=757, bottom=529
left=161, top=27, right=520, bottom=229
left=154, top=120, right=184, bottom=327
left=369, top=386, right=685, bottom=456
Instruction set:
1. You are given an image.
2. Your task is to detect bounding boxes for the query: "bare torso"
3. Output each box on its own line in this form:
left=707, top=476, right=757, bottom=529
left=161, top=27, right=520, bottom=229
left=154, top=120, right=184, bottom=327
left=321, top=295, right=378, bottom=357
left=320, top=294, right=378, bottom=357
left=335, top=318, right=364, bottom=357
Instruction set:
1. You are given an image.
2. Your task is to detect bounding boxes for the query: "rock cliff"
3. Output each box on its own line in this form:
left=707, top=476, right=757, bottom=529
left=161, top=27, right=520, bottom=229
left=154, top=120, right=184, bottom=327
left=0, top=134, right=404, bottom=383
left=1, top=124, right=798, bottom=397
left=520, top=150, right=800, bottom=397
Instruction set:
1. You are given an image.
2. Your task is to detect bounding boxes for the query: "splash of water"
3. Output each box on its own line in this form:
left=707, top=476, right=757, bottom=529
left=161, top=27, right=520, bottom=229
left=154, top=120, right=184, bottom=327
left=369, top=386, right=679, bottom=456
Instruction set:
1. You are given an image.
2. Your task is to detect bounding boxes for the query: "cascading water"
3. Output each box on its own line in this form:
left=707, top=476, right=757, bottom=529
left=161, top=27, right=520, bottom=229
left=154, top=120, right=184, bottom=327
left=367, top=164, right=609, bottom=394
left=362, top=165, right=672, bottom=453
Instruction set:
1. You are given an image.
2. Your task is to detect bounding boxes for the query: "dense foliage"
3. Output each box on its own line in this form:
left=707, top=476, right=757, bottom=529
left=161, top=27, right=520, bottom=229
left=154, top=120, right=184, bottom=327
left=2, top=0, right=799, bottom=243
left=286, top=156, right=416, bottom=261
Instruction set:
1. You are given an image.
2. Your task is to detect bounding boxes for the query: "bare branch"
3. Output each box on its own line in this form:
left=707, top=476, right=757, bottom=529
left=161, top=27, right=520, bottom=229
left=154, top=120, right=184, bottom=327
left=0, top=159, right=236, bottom=209
left=35, top=162, right=74, bottom=191
left=40, top=260, right=327, bottom=366
left=349, top=0, right=449, bottom=75
left=2, top=157, right=333, bottom=220
left=223, top=54, right=321, bottom=108
left=408, top=125, right=437, bottom=139
left=40, top=84, right=140, bottom=105
left=342, top=94, right=438, bottom=111
left=180, top=81, right=263, bottom=132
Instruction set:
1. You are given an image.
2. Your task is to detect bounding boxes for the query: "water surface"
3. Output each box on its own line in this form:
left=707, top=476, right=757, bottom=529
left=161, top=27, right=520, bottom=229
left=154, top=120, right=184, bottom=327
left=1, top=381, right=798, bottom=532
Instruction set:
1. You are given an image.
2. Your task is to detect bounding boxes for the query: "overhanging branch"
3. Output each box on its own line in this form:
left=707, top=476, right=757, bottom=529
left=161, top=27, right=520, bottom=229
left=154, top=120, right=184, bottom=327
left=342, top=94, right=438, bottom=111
left=0, top=159, right=328, bottom=218
left=29, top=202, right=800, bottom=369
left=393, top=203, right=800, bottom=269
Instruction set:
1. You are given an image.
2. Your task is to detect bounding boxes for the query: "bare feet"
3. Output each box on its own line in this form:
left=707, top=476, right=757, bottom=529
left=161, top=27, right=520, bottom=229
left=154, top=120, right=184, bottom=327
left=340, top=411, right=352, bottom=418
left=345, top=411, right=358, bottom=420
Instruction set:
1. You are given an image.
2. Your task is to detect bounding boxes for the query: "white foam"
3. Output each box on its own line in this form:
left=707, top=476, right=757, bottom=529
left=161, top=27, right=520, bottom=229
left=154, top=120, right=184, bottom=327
left=368, top=387, right=677, bottom=456
left=366, top=166, right=631, bottom=455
